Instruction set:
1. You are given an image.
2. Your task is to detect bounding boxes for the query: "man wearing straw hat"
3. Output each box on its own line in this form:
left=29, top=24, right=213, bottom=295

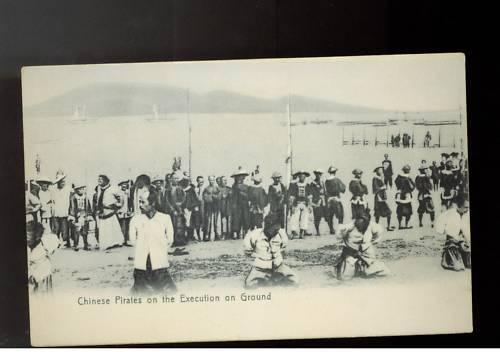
left=309, top=169, right=327, bottom=236
left=52, top=172, right=72, bottom=247
left=325, top=166, right=346, bottom=234
left=372, top=166, right=394, bottom=231
left=415, top=165, right=435, bottom=228
left=117, top=180, right=133, bottom=247
left=395, top=165, right=416, bottom=229
left=68, top=182, right=93, bottom=251
left=36, top=176, right=54, bottom=231
left=349, top=168, right=369, bottom=220
left=288, top=170, right=311, bottom=239
left=230, top=167, right=251, bottom=240
left=268, top=172, right=287, bottom=229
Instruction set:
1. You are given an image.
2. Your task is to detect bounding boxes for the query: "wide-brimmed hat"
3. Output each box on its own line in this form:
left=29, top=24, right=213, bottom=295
left=441, top=153, right=450, bottom=158
left=313, top=168, right=324, bottom=174
left=73, top=182, right=87, bottom=190
left=231, top=168, right=250, bottom=178
left=152, top=174, right=164, bottom=183
left=36, top=176, right=53, bottom=185
left=373, top=166, right=384, bottom=173
left=292, top=170, right=310, bottom=177
left=352, top=168, right=363, bottom=176
left=328, top=166, right=338, bottom=174
left=271, top=171, right=282, bottom=179
left=54, top=173, right=67, bottom=184
left=402, top=165, right=411, bottom=173
left=118, top=180, right=129, bottom=186
left=450, top=152, right=459, bottom=157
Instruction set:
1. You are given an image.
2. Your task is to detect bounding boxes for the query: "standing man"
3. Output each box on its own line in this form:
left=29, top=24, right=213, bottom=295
left=382, top=154, right=393, bottom=189
left=325, top=166, right=345, bottom=235
left=415, top=166, right=435, bottom=228
left=309, top=169, right=327, bottom=236
left=395, top=165, right=416, bottom=229
left=440, top=159, right=457, bottom=210
left=95, top=174, right=124, bottom=251
left=52, top=173, right=71, bottom=247
left=26, top=182, right=42, bottom=249
left=168, top=172, right=188, bottom=246
left=243, top=213, right=299, bottom=289
left=68, top=183, right=93, bottom=251
left=268, top=172, right=287, bottom=229
left=184, top=177, right=200, bottom=242
left=230, top=168, right=251, bottom=240
left=430, top=161, right=440, bottom=191
left=152, top=175, right=168, bottom=213
left=203, top=175, right=222, bottom=241
left=372, top=166, right=394, bottom=231
left=349, top=169, right=369, bottom=220
left=218, top=176, right=232, bottom=239
left=248, top=175, right=268, bottom=230
left=191, top=176, right=205, bottom=241
left=117, top=180, right=133, bottom=247
left=129, top=186, right=177, bottom=295
left=36, top=176, right=54, bottom=231
left=288, top=170, right=311, bottom=239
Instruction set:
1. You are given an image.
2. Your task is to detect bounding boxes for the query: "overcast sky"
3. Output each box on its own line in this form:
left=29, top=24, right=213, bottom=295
left=22, top=53, right=466, bottom=112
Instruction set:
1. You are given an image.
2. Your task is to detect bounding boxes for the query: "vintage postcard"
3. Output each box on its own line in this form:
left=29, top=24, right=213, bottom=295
left=22, top=54, right=471, bottom=346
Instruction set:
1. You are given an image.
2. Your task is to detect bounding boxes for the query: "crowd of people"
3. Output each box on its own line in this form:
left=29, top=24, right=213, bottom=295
left=25, top=150, right=470, bottom=294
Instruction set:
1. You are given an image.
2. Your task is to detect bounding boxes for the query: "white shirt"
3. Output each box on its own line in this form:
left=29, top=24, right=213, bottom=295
left=129, top=211, right=174, bottom=270
left=435, top=208, right=470, bottom=242
left=52, top=186, right=71, bottom=217
left=243, top=228, right=288, bottom=269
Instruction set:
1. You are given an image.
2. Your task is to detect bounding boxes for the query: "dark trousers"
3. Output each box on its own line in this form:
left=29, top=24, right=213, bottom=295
left=54, top=217, right=69, bottom=242
left=327, top=199, right=344, bottom=225
left=204, top=202, right=219, bottom=239
left=384, top=176, right=393, bottom=188
left=118, top=217, right=131, bottom=243
left=132, top=255, right=177, bottom=295
left=231, top=206, right=249, bottom=236
left=72, top=222, right=89, bottom=248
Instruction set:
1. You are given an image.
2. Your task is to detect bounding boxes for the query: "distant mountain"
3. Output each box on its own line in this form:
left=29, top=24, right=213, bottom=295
left=24, top=82, right=396, bottom=118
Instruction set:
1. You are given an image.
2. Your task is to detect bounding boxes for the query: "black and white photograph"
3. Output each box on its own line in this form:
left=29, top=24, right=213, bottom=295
left=22, top=54, right=471, bottom=346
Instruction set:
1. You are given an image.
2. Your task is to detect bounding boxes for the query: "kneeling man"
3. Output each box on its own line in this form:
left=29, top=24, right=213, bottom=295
left=129, top=186, right=177, bottom=295
left=243, top=213, right=299, bottom=289
left=335, top=210, right=389, bottom=280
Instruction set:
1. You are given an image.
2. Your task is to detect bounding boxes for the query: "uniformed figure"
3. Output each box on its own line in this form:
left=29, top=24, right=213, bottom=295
left=335, top=210, right=389, bottom=281
left=267, top=172, right=287, bottom=229
left=68, top=184, right=93, bottom=251
left=230, top=168, right=251, bottom=240
left=218, top=176, right=232, bottom=240
left=248, top=175, right=268, bottom=230
left=372, top=166, right=394, bottom=231
left=189, top=176, right=204, bottom=241
left=36, top=176, right=54, bottom=232
left=167, top=172, right=188, bottom=246
left=395, top=165, right=416, bottom=229
left=203, top=175, right=221, bottom=241
left=117, top=180, right=133, bottom=246
left=430, top=161, right=440, bottom=191
left=440, top=159, right=457, bottom=210
left=325, top=166, right=346, bottom=234
left=309, top=169, right=327, bottom=236
left=349, top=169, right=369, bottom=220
left=288, top=170, right=311, bottom=239
left=152, top=175, right=168, bottom=213
left=382, top=154, right=394, bottom=188
left=184, top=177, right=202, bottom=241
left=243, top=213, right=299, bottom=289
left=435, top=195, right=470, bottom=271
left=415, top=166, right=435, bottom=228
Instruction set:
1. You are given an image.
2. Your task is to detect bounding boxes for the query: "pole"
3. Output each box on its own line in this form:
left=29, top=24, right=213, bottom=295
left=285, top=94, right=293, bottom=233
left=187, top=89, right=192, bottom=178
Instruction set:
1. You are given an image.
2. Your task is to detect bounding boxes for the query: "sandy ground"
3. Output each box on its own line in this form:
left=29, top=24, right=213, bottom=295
left=50, top=216, right=470, bottom=295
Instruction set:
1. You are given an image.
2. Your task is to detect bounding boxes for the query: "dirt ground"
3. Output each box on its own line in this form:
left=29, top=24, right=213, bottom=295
left=50, top=218, right=470, bottom=294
